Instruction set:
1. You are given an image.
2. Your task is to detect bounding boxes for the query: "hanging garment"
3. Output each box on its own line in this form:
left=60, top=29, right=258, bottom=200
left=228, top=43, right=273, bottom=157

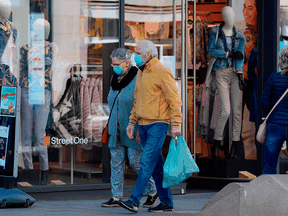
left=0, top=64, right=17, bottom=86
left=91, top=78, right=102, bottom=142
left=176, top=21, right=210, bottom=69
left=82, top=78, right=93, bottom=142
left=53, top=78, right=83, bottom=140
left=0, top=19, right=18, bottom=78
left=187, top=81, right=194, bottom=151
left=210, top=91, right=220, bottom=130
left=243, top=24, right=257, bottom=80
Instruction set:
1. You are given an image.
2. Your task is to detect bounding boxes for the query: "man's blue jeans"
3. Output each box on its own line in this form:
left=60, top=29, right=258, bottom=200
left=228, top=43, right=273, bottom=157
left=129, top=123, right=173, bottom=207
left=262, top=123, right=288, bottom=174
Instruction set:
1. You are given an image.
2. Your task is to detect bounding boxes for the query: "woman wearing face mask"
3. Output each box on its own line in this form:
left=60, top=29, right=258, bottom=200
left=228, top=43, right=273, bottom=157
left=101, top=48, right=158, bottom=208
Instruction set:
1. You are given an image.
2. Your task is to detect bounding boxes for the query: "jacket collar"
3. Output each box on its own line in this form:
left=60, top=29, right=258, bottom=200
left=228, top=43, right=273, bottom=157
left=142, top=57, right=159, bottom=73
left=219, top=22, right=241, bottom=38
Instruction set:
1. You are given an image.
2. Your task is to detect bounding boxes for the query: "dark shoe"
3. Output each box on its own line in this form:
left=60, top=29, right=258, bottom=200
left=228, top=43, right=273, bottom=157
left=148, top=203, right=173, bottom=212
left=101, top=198, right=119, bottom=207
left=143, top=193, right=159, bottom=208
left=228, top=141, right=245, bottom=159
left=211, top=140, right=220, bottom=159
left=227, top=141, right=237, bottom=159
left=40, top=171, right=47, bottom=185
left=118, top=200, right=138, bottom=213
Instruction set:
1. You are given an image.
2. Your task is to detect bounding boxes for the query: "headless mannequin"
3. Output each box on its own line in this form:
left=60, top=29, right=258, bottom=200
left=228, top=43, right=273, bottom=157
left=0, top=0, right=11, bottom=25
left=33, top=18, right=50, bottom=40
left=221, top=6, right=234, bottom=37
left=0, top=0, right=18, bottom=77
left=211, top=6, right=245, bottom=159
left=21, top=18, right=56, bottom=185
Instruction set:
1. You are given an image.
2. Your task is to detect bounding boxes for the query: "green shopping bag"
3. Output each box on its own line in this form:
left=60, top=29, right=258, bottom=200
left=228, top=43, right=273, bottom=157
left=163, top=135, right=199, bottom=188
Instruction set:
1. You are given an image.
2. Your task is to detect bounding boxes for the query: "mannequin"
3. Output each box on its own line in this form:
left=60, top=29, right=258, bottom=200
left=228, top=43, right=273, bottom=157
left=33, top=18, right=51, bottom=40
left=221, top=6, right=234, bottom=37
left=0, top=0, right=11, bottom=25
left=208, top=6, right=245, bottom=159
left=20, top=18, right=59, bottom=185
left=0, top=0, right=18, bottom=79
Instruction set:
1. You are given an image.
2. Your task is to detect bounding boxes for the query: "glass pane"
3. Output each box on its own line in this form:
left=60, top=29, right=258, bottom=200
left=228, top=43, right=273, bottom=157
left=279, top=2, right=288, bottom=174
left=14, top=0, right=119, bottom=186
left=195, top=0, right=258, bottom=179
left=123, top=0, right=182, bottom=173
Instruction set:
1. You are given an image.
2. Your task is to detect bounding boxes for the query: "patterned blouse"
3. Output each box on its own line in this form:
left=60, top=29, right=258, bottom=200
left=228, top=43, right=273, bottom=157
left=19, top=41, right=58, bottom=90
left=0, top=19, right=17, bottom=61
left=176, top=21, right=210, bottom=68
left=0, top=64, right=17, bottom=86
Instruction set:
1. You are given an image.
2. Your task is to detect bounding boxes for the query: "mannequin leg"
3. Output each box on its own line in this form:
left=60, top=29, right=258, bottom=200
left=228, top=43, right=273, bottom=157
left=213, top=68, right=231, bottom=141
left=21, top=88, right=34, bottom=169
left=34, top=90, right=51, bottom=173
left=212, top=68, right=231, bottom=159
left=229, top=72, right=244, bottom=159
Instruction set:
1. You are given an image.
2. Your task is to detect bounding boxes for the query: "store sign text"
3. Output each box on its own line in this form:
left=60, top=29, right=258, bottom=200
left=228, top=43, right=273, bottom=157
left=51, top=137, right=89, bottom=145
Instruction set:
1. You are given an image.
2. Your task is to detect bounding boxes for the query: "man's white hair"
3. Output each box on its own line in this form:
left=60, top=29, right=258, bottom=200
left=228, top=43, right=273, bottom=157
left=279, top=45, right=288, bottom=76
left=136, top=40, right=158, bottom=58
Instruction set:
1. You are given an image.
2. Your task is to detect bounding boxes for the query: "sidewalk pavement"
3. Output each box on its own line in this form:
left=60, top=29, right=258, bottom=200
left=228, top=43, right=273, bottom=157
left=0, top=192, right=216, bottom=216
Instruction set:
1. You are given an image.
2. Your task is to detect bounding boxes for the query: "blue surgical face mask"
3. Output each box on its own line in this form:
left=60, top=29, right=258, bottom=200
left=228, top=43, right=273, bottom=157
left=113, top=65, right=125, bottom=75
left=134, top=54, right=145, bottom=67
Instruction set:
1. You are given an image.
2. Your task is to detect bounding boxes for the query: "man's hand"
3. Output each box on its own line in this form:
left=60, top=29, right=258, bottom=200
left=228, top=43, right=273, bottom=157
left=126, top=124, right=134, bottom=139
left=171, top=126, right=181, bottom=138
left=136, top=129, right=141, bottom=143
left=237, top=72, right=246, bottom=91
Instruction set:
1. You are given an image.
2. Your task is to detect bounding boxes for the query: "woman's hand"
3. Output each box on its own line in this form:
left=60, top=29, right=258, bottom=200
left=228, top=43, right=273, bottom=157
left=136, top=129, right=141, bottom=143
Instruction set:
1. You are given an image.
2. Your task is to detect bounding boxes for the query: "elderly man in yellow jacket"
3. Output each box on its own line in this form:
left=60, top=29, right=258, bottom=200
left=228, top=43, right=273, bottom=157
left=118, top=40, right=182, bottom=213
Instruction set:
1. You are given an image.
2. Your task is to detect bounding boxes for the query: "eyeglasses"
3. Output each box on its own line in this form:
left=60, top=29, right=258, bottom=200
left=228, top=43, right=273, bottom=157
left=134, top=52, right=143, bottom=56
left=111, top=62, right=124, bottom=67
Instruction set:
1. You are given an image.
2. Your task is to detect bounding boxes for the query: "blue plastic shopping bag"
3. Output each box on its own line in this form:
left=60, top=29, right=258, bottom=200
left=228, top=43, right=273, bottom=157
left=163, top=135, right=199, bottom=188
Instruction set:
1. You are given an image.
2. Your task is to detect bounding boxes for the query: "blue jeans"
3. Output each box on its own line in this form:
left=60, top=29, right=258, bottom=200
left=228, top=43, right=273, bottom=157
left=129, top=123, right=173, bottom=207
left=21, top=88, right=51, bottom=171
left=262, top=123, right=288, bottom=174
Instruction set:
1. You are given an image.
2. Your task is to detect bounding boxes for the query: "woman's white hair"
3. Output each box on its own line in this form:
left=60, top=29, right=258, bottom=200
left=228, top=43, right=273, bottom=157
left=136, top=40, right=158, bottom=58
left=279, top=45, right=288, bottom=76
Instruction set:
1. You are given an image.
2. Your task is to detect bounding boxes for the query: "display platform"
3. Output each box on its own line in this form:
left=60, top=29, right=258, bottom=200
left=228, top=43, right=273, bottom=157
left=196, top=158, right=257, bottom=178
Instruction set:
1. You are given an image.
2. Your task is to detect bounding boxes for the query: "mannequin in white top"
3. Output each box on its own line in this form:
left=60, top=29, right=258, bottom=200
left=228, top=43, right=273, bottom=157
left=0, top=0, right=11, bottom=25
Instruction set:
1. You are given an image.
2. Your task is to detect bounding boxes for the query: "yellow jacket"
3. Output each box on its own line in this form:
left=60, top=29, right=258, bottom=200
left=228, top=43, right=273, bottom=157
left=129, top=57, right=182, bottom=127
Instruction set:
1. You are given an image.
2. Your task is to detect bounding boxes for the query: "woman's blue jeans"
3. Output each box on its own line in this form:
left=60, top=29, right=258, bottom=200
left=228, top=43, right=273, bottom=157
left=129, top=123, right=173, bottom=207
left=262, top=123, right=288, bottom=174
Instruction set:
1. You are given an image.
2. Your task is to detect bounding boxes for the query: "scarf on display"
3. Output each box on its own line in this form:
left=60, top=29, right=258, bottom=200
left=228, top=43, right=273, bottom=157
left=111, top=66, right=138, bottom=91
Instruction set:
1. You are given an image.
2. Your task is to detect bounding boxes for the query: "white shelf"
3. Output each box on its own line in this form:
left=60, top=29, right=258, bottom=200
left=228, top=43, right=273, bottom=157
left=84, top=37, right=119, bottom=44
